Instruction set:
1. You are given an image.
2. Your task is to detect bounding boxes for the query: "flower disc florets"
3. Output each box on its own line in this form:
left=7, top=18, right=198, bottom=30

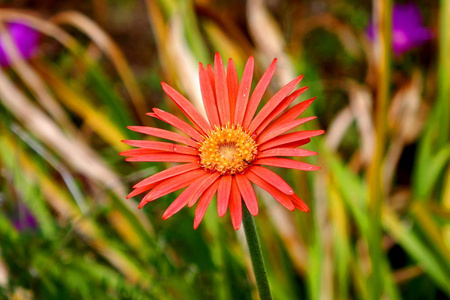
left=199, top=124, right=258, bottom=175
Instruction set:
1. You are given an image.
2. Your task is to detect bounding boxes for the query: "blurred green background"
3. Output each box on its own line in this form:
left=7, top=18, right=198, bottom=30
left=0, top=0, right=449, bottom=299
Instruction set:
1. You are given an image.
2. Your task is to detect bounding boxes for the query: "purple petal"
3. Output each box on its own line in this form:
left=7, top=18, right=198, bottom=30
left=366, top=2, right=433, bottom=55
left=0, top=21, right=40, bottom=67
left=13, top=207, right=38, bottom=231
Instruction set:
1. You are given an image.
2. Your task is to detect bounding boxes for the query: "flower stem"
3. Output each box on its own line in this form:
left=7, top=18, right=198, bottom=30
left=242, top=206, right=272, bottom=300
left=368, top=0, right=391, bottom=299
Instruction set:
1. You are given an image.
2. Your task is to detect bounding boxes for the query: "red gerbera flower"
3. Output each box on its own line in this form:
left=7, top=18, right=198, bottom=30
left=121, top=53, right=324, bottom=230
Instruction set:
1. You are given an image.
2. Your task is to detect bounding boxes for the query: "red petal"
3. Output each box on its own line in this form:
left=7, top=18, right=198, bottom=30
left=266, top=97, right=316, bottom=131
left=120, top=148, right=160, bottom=156
left=254, top=87, right=308, bottom=135
left=207, top=64, right=216, bottom=97
left=146, top=112, right=160, bottom=120
left=291, top=194, right=309, bottom=212
left=234, top=56, right=254, bottom=125
left=161, top=191, right=191, bottom=220
left=248, top=75, right=303, bottom=133
left=242, top=58, right=277, bottom=128
left=217, top=175, right=232, bottom=217
left=120, top=148, right=194, bottom=158
left=227, top=58, right=239, bottom=124
left=235, top=174, right=258, bottom=216
left=122, top=148, right=194, bottom=158
left=161, top=181, right=202, bottom=220
left=257, top=148, right=318, bottom=158
left=161, top=82, right=211, bottom=135
left=194, top=180, right=220, bottom=229
left=127, top=183, right=158, bottom=199
left=248, top=165, right=294, bottom=195
left=229, top=178, right=242, bottom=230
left=254, top=157, right=321, bottom=171
left=138, top=169, right=204, bottom=208
left=127, top=126, right=198, bottom=148
left=259, top=130, right=324, bottom=151
left=281, top=138, right=311, bottom=149
left=122, top=140, right=198, bottom=155
left=188, top=172, right=221, bottom=207
left=133, top=163, right=200, bottom=188
left=162, top=172, right=219, bottom=220
left=152, top=109, right=204, bottom=142
left=245, top=171, right=295, bottom=210
left=214, top=53, right=230, bottom=125
left=199, top=63, right=220, bottom=127
left=257, top=116, right=317, bottom=144
left=126, top=153, right=198, bottom=163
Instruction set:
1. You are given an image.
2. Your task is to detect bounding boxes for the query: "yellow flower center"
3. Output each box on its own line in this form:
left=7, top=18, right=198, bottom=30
left=199, top=125, right=258, bottom=175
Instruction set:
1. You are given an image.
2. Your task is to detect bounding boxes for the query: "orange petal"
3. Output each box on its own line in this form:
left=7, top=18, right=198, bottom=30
left=266, top=97, right=316, bottom=131
left=214, top=53, right=230, bottom=125
left=257, top=116, right=317, bottom=144
left=120, top=148, right=160, bottom=156
left=248, top=75, right=303, bottom=133
left=254, top=87, right=308, bottom=135
left=242, top=58, right=277, bottom=128
left=235, top=174, right=258, bottom=216
left=257, top=148, right=318, bottom=158
left=217, top=175, right=232, bottom=217
left=254, top=157, right=321, bottom=171
left=248, top=165, right=294, bottom=195
left=126, top=153, right=198, bottom=163
left=227, top=58, right=239, bottom=124
left=122, top=140, right=198, bottom=155
left=138, top=169, right=205, bottom=208
left=291, top=194, right=309, bottom=212
left=162, top=172, right=219, bottom=220
left=234, top=56, right=254, bottom=125
left=146, top=112, right=161, bottom=120
left=259, top=130, right=324, bottom=151
left=199, top=63, right=220, bottom=127
left=207, top=64, right=216, bottom=97
left=187, top=172, right=221, bottom=207
left=152, top=109, right=204, bottom=142
left=245, top=171, right=295, bottom=210
left=120, top=148, right=195, bottom=158
left=127, top=126, right=198, bottom=148
left=133, top=163, right=200, bottom=188
left=127, top=183, right=158, bottom=199
left=161, top=184, right=199, bottom=220
left=229, top=178, right=242, bottom=230
left=161, top=82, right=211, bottom=135
left=194, top=180, right=219, bottom=229
left=281, top=138, right=311, bottom=149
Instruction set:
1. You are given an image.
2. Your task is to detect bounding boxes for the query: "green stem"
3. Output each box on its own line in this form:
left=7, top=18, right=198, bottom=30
left=437, top=0, right=450, bottom=147
left=368, top=0, right=391, bottom=299
left=242, top=206, right=273, bottom=300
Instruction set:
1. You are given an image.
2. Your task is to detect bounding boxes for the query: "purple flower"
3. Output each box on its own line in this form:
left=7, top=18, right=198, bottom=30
left=0, top=21, right=40, bottom=67
left=12, top=203, right=38, bottom=231
left=367, top=2, right=433, bottom=56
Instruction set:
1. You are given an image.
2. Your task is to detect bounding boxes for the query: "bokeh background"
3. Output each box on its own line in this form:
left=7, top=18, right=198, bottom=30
left=0, top=0, right=449, bottom=299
